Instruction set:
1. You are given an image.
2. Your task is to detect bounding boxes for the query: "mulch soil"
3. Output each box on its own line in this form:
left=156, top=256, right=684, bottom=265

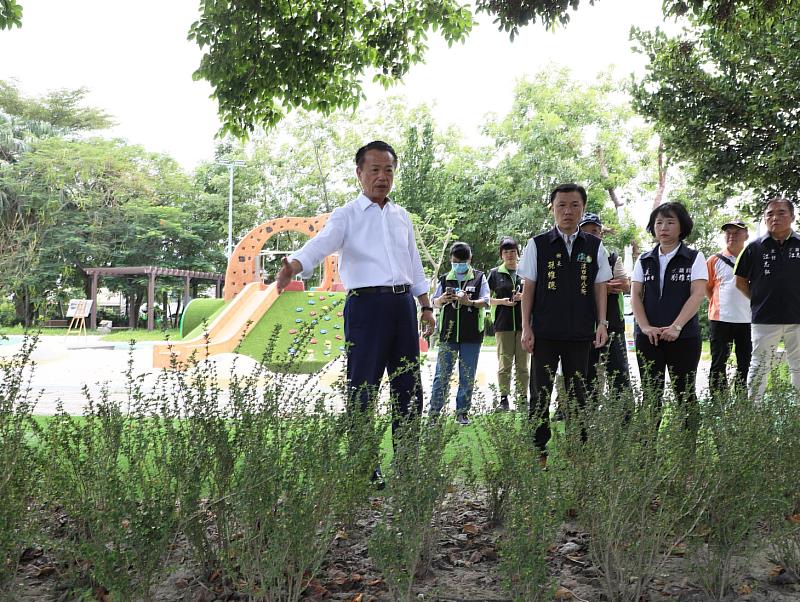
left=11, top=487, right=800, bottom=601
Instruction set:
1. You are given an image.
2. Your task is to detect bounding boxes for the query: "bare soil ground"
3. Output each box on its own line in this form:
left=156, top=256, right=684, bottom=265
left=10, top=487, right=800, bottom=602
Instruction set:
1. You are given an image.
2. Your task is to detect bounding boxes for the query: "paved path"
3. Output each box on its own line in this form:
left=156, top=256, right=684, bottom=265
left=1, top=335, right=710, bottom=415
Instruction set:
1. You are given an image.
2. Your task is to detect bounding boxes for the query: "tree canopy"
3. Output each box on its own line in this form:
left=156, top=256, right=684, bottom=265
left=0, top=0, right=22, bottom=30
left=631, top=2, right=800, bottom=200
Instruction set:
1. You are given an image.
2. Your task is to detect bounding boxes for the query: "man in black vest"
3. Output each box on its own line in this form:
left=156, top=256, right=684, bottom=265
left=735, top=197, right=800, bottom=398
left=578, top=212, right=631, bottom=402
left=519, top=184, right=611, bottom=462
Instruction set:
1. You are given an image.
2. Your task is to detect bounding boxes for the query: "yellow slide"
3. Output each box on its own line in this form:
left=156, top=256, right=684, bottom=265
left=153, top=282, right=279, bottom=369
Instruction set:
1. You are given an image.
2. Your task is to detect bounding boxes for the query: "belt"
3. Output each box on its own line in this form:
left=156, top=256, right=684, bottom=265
left=350, top=284, right=411, bottom=295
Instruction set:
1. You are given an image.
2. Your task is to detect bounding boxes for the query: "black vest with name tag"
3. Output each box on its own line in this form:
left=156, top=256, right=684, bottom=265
left=438, top=270, right=486, bottom=344
left=635, top=243, right=700, bottom=339
left=532, top=228, right=601, bottom=341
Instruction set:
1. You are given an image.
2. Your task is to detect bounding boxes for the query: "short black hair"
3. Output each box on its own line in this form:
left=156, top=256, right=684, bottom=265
left=499, top=236, right=520, bottom=256
left=450, top=241, right=472, bottom=261
left=646, top=202, right=694, bottom=240
left=764, top=197, right=795, bottom=215
left=355, top=141, right=398, bottom=168
left=549, top=183, right=587, bottom=206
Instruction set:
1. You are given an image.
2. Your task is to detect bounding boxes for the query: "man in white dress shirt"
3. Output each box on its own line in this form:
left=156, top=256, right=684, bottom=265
left=276, top=141, right=436, bottom=435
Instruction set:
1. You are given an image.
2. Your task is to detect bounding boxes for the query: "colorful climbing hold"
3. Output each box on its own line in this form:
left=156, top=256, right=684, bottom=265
left=295, top=318, right=303, bottom=323
left=289, top=328, right=297, bottom=334
left=309, top=311, right=317, bottom=316
left=295, top=307, right=303, bottom=312
left=337, top=311, right=343, bottom=317
left=338, top=345, right=346, bottom=351
left=308, top=300, right=315, bottom=305
left=320, top=329, right=327, bottom=334
left=319, top=295, right=326, bottom=300
left=323, top=350, right=331, bottom=356
left=323, top=315, right=331, bottom=321
left=333, top=324, right=341, bottom=329
left=310, top=338, right=317, bottom=344
left=335, top=334, right=343, bottom=340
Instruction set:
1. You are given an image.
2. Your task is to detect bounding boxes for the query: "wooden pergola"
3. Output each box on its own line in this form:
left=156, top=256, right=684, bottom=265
left=83, top=266, right=225, bottom=330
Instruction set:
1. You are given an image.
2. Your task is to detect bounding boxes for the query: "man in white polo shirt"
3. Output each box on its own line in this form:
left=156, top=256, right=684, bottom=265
left=706, top=219, right=751, bottom=394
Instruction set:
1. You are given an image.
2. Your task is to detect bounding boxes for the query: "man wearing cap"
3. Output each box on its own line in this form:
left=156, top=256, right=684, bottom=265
left=519, top=183, right=611, bottom=461
left=706, top=219, right=751, bottom=393
left=488, top=236, right=529, bottom=411
left=578, top=212, right=631, bottom=401
left=277, top=140, right=436, bottom=434
left=735, top=197, right=800, bottom=397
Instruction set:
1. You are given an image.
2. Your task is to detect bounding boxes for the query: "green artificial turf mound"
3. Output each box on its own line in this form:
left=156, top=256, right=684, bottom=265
left=236, top=290, right=347, bottom=373
left=181, top=298, right=228, bottom=339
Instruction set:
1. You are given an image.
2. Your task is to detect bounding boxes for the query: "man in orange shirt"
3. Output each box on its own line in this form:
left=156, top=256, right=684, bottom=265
left=706, top=219, right=751, bottom=393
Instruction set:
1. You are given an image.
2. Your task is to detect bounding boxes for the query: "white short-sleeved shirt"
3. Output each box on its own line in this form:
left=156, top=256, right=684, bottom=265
left=631, top=244, right=708, bottom=285
left=517, top=227, right=612, bottom=284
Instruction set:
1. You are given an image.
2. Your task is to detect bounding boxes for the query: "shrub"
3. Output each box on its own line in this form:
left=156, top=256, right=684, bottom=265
left=370, top=414, right=457, bottom=601
left=684, top=384, right=792, bottom=600
left=0, top=335, right=40, bottom=592
left=496, top=417, right=559, bottom=601
left=562, top=382, right=710, bottom=602
left=39, top=352, right=181, bottom=601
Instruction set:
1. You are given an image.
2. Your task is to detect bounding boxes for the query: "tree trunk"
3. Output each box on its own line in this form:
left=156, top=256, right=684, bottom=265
left=595, top=145, right=623, bottom=210
left=654, top=141, right=668, bottom=209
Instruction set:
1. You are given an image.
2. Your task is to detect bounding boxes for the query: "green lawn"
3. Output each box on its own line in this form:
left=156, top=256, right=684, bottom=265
left=0, top=326, right=178, bottom=341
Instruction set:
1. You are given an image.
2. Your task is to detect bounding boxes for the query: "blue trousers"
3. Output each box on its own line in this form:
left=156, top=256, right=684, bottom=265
left=429, top=341, right=482, bottom=416
left=344, top=290, right=423, bottom=432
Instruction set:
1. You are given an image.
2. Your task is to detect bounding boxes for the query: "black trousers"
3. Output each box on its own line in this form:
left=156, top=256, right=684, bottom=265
left=529, top=339, right=590, bottom=453
left=708, top=320, right=752, bottom=393
left=344, top=290, right=423, bottom=436
left=586, top=329, right=631, bottom=399
left=635, top=334, right=701, bottom=434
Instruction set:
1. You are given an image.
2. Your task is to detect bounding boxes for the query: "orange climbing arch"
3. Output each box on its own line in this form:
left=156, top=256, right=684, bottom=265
left=224, top=214, right=341, bottom=301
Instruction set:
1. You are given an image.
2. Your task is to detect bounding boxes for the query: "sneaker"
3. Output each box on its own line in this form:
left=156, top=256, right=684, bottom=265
left=456, top=414, right=471, bottom=426
left=498, top=396, right=510, bottom=412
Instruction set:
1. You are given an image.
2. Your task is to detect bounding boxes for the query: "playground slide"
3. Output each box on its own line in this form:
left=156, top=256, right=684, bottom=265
left=152, top=282, right=279, bottom=369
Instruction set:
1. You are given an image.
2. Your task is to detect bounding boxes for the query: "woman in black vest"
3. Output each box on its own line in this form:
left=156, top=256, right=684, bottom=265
left=631, top=202, right=708, bottom=437
left=429, top=242, right=490, bottom=425
left=488, top=237, right=530, bottom=411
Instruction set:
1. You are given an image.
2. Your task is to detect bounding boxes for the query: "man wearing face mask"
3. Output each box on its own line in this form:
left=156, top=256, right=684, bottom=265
left=429, top=242, right=490, bottom=425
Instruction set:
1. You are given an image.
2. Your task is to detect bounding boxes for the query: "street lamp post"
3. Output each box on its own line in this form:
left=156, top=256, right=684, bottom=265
left=218, top=159, right=246, bottom=258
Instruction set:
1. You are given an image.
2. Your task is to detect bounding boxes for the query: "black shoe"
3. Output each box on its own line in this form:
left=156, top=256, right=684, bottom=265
left=498, top=395, right=510, bottom=412
left=370, top=465, right=385, bottom=490
left=553, top=408, right=565, bottom=421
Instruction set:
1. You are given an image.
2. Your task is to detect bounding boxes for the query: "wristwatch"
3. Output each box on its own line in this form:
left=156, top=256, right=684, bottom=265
left=672, top=323, right=682, bottom=332
left=421, top=306, right=434, bottom=313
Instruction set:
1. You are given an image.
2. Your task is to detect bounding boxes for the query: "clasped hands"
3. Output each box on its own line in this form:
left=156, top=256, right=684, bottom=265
left=640, top=324, right=680, bottom=345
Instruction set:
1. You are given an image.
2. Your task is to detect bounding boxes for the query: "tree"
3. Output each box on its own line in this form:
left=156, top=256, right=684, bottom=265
left=631, top=3, right=800, bottom=202
left=478, top=68, right=651, bottom=259
left=0, top=138, right=218, bottom=325
left=188, top=0, right=794, bottom=136
left=0, top=0, right=21, bottom=30
left=0, top=81, right=112, bottom=132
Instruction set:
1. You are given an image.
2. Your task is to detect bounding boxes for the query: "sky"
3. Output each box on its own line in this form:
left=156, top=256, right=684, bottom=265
left=0, top=0, right=676, bottom=170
